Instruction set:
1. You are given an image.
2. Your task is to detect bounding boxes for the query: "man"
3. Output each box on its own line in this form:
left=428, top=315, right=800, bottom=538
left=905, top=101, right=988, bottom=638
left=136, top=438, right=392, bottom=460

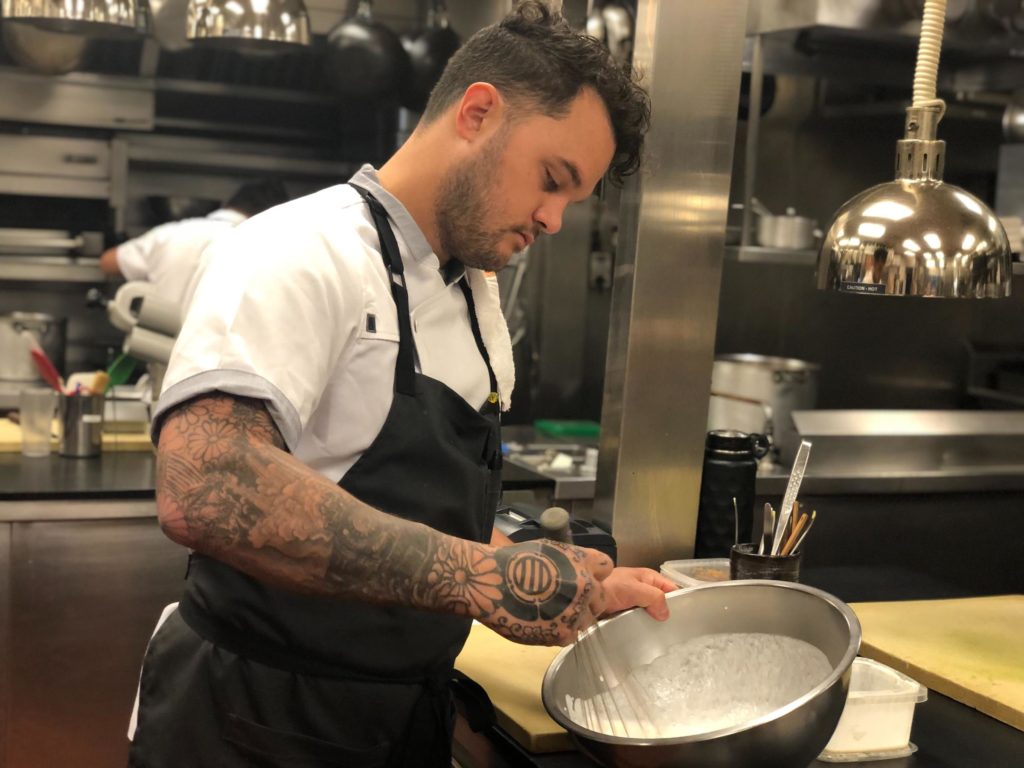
left=129, top=4, right=670, bottom=766
left=100, top=178, right=289, bottom=311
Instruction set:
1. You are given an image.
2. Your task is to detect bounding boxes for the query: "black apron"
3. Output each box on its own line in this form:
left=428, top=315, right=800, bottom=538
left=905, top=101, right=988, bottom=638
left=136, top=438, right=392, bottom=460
left=129, top=185, right=503, bottom=768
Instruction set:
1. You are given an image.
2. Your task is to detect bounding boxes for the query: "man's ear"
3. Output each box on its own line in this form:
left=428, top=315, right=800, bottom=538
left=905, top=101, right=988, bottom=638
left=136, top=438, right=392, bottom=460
left=454, top=82, right=503, bottom=142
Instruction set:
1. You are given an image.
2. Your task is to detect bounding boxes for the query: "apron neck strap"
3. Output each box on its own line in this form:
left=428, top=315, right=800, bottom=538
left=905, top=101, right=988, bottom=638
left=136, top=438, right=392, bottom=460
left=350, top=183, right=417, bottom=397
left=458, top=278, right=500, bottom=413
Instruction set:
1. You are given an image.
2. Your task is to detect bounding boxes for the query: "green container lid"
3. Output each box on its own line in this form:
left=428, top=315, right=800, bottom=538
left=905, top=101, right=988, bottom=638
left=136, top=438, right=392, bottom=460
left=533, top=419, right=600, bottom=439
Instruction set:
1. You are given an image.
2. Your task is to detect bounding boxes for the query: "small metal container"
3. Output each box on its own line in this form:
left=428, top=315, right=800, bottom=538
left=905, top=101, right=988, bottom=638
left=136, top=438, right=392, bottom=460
left=59, top=393, right=104, bottom=458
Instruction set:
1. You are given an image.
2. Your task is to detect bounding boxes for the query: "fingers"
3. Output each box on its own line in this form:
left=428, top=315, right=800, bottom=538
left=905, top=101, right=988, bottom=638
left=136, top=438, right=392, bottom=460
left=598, top=567, right=675, bottom=620
left=631, top=581, right=670, bottom=621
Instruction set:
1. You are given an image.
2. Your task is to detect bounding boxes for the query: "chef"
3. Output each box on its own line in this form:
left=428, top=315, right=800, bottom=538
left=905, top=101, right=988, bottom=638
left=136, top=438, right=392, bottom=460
left=100, top=178, right=289, bottom=311
left=128, top=3, right=672, bottom=767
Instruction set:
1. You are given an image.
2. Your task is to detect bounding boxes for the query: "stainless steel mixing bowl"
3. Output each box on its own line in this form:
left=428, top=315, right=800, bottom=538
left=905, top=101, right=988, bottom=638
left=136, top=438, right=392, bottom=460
left=542, top=580, right=861, bottom=768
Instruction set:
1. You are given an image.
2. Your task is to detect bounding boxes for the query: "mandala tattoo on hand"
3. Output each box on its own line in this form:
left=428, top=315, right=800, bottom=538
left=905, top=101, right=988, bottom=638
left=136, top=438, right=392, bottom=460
left=496, top=542, right=579, bottom=621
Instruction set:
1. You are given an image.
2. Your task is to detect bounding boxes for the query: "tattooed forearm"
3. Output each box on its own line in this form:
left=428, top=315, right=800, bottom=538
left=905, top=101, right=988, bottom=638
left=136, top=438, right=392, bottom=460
left=155, top=392, right=606, bottom=645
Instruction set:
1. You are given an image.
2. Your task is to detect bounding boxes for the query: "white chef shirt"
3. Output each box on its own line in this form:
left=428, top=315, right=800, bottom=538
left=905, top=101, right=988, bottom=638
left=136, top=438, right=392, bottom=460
left=116, top=209, right=247, bottom=311
left=153, top=166, right=491, bottom=483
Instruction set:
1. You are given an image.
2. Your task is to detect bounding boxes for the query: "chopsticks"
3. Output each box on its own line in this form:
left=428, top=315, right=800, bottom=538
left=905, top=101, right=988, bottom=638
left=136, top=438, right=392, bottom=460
left=758, top=499, right=817, bottom=557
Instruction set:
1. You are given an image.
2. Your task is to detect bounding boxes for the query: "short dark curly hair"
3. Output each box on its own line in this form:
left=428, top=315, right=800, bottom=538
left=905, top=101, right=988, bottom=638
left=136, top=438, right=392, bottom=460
left=421, top=0, right=650, bottom=185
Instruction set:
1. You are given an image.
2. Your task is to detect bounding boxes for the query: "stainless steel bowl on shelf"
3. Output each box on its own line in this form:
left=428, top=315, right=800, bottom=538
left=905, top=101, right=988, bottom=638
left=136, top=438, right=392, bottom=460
left=542, top=581, right=861, bottom=768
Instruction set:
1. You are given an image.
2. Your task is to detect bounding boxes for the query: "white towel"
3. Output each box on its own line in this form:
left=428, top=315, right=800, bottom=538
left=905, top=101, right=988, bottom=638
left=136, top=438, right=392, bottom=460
left=465, top=268, right=515, bottom=412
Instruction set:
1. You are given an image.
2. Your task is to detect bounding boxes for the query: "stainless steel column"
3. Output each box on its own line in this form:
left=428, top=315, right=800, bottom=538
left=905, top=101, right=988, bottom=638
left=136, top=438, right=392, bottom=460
left=594, top=0, right=748, bottom=566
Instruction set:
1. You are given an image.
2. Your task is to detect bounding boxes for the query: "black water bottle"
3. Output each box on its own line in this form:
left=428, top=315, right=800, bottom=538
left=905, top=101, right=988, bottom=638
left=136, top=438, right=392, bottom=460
left=694, top=430, right=769, bottom=558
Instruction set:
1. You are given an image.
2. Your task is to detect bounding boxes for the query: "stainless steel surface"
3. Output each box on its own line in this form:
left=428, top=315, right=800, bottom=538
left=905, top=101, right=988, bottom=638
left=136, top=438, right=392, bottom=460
left=2, top=513, right=186, bottom=767
left=793, top=409, right=1024, bottom=475
left=740, top=32, right=764, bottom=249
left=0, top=68, right=153, bottom=131
left=771, top=439, right=811, bottom=555
left=0, top=229, right=89, bottom=254
left=1, top=22, right=89, bottom=75
left=0, top=522, right=9, bottom=763
left=594, top=0, right=747, bottom=567
left=709, top=354, right=819, bottom=466
left=0, top=498, right=157, bottom=522
left=0, top=311, right=66, bottom=383
left=747, top=0, right=969, bottom=35
left=543, top=581, right=861, bottom=768
left=818, top=104, right=1013, bottom=298
left=187, top=0, right=311, bottom=47
left=723, top=244, right=819, bottom=266
left=0, top=260, right=106, bottom=282
left=996, top=144, right=1024, bottom=223
left=2, top=0, right=138, bottom=34
left=58, top=394, right=104, bottom=458
left=0, top=134, right=112, bottom=199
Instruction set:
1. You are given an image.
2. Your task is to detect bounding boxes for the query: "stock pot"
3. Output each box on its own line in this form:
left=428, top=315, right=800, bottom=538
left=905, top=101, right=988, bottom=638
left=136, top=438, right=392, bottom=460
left=709, top=354, right=819, bottom=465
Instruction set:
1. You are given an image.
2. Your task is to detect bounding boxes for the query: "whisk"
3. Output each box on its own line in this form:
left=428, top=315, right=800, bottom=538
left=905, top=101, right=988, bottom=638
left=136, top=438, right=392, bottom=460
left=570, top=606, right=663, bottom=739
left=538, top=507, right=662, bottom=739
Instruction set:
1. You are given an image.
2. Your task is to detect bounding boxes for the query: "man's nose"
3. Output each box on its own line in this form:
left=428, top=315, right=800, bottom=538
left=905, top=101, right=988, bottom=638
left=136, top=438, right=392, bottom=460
left=534, top=198, right=567, bottom=236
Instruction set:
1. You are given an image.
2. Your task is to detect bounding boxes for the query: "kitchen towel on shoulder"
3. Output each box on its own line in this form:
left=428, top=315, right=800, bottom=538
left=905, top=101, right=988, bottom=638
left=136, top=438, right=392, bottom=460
left=465, top=268, right=515, bottom=411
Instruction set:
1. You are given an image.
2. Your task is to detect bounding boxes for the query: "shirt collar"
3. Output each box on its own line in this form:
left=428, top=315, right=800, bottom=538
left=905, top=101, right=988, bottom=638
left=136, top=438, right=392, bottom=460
left=207, top=208, right=247, bottom=225
left=349, top=164, right=437, bottom=266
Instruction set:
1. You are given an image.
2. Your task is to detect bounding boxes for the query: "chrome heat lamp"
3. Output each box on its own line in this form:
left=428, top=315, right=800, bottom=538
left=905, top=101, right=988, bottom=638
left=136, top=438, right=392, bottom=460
left=817, top=0, right=1011, bottom=299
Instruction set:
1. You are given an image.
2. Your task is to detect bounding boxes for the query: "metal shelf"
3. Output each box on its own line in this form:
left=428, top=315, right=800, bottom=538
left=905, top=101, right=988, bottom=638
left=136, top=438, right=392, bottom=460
left=0, top=260, right=107, bottom=283
left=723, top=245, right=818, bottom=266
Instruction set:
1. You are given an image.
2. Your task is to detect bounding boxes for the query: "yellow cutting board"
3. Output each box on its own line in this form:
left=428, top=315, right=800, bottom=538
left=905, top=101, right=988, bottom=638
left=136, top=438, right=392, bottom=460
left=0, top=417, right=153, bottom=453
left=454, top=621, right=572, bottom=753
left=852, top=595, right=1024, bottom=732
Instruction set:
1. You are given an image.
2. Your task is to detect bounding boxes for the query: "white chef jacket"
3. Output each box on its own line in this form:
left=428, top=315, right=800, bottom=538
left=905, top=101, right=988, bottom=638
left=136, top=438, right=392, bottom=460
left=116, top=209, right=246, bottom=311
left=153, top=166, right=491, bottom=483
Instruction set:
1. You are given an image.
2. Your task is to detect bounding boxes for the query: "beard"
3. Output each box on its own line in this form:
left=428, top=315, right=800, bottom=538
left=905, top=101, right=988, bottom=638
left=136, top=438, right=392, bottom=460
left=434, top=129, right=530, bottom=272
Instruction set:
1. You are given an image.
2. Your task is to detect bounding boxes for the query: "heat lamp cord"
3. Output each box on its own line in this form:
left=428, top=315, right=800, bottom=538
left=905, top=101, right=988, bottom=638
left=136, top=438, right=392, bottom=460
left=913, top=0, right=947, bottom=119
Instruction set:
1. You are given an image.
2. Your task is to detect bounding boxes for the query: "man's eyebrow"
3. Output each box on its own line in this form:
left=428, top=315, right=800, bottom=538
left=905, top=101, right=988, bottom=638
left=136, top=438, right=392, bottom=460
left=558, top=158, right=582, bottom=188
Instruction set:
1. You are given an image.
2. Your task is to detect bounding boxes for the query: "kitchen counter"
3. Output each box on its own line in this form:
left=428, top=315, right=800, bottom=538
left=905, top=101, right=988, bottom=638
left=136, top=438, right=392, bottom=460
left=0, top=451, right=156, bottom=502
left=454, top=689, right=1024, bottom=768
left=756, top=464, right=1024, bottom=495
left=0, top=447, right=553, bottom=511
left=452, top=568, right=1024, bottom=768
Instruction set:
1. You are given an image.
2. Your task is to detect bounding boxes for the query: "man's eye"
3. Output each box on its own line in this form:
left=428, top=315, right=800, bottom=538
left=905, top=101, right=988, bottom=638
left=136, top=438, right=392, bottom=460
left=544, top=170, right=559, bottom=193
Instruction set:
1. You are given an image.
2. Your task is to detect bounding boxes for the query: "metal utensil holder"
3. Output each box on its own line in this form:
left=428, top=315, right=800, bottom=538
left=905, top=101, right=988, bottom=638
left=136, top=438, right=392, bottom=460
left=59, top=393, right=104, bottom=457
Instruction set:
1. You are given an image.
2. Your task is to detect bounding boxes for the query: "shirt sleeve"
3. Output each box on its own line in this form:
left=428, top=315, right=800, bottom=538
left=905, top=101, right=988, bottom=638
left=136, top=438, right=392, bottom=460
left=115, top=225, right=169, bottom=281
left=151, top=203, right=366, bottom=449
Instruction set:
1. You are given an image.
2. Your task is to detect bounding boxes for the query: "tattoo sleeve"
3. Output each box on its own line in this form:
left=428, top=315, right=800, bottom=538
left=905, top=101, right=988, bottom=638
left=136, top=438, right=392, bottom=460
left=156, top=393, right=592, bottom=645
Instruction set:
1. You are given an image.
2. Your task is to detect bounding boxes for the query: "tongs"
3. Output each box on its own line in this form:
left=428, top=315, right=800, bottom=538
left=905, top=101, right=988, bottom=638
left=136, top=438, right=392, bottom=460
left=771, top=441, right=812, bottom=556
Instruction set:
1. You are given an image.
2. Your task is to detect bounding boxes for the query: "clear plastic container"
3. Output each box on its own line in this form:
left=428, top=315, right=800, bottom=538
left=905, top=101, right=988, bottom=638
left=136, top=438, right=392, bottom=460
left=659, top=558, right=730, bottom=588
left=819, top=657, right=928, bottom=763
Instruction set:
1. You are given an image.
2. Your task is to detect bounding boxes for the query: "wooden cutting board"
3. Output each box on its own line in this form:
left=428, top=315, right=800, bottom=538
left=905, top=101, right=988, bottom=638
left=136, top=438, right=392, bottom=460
left=454, top=621, right=572, bottom=753
left=852, top=595, right=1024, bottom=732
left=0, top=417, right=153, bottom=453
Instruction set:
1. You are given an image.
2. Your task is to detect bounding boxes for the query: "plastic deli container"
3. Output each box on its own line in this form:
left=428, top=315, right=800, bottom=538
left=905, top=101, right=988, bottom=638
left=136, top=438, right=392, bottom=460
left=819, top=657, right=928, bottom=763
left=659, top=558, right=730, bottom=588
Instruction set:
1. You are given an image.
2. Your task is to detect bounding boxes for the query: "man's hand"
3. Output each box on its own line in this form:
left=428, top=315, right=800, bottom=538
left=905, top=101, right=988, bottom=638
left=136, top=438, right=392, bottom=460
left=599, top=566, right=677, bottom=621
left=473, top=540, right=613, bottom=647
